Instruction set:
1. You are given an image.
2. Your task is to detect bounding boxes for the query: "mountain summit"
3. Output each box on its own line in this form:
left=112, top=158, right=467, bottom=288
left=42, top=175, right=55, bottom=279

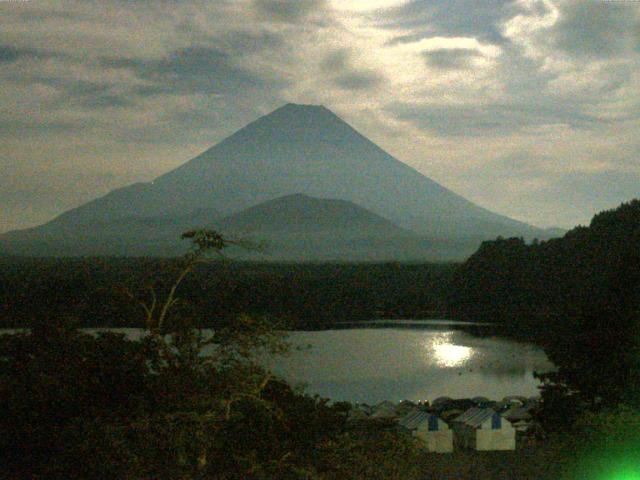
left=1, top=103, right=549, bottom=258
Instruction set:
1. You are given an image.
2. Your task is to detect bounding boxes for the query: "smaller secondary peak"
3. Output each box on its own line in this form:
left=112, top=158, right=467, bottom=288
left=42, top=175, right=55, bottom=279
left=263, top=193, right=322, bottom=204
left=279, top=192, right=313, bottom=199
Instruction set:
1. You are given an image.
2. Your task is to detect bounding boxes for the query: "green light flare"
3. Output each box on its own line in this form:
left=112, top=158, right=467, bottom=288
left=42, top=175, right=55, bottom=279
left=583, top=457, right=640, bottom=480
left=607, top=469, right=640, bottom=480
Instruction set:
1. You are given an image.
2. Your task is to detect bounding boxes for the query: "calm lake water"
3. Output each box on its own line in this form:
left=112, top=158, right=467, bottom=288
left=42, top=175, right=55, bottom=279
left=268, top=324, right=553, bottom=404
left=2, top=321, right=553, bottom=404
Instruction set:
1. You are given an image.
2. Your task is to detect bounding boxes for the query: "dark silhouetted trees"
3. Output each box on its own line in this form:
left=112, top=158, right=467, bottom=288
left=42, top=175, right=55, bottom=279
left=447, top=199, right=640, bottom=413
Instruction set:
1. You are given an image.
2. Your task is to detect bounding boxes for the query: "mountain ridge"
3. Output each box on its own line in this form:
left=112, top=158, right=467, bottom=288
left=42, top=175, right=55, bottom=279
left=217, top=193, right=479, bottom=261
left=220, top=193, right=413, bottom=235
left=0, top=103, right=554, bottom=259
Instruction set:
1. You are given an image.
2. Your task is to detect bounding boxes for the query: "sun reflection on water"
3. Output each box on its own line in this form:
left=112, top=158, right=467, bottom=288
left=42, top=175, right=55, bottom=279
left=426, top=332, right=474, bottom=367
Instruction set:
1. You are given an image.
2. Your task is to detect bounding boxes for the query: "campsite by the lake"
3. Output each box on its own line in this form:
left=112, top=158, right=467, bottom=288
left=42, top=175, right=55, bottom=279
left=2, top=197, right=640, bottom=478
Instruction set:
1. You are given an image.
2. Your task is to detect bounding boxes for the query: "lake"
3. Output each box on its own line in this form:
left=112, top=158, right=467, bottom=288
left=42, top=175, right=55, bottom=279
left=1, top=322, right=553, bottom=404
left=267, top=323, right=553, bottom=404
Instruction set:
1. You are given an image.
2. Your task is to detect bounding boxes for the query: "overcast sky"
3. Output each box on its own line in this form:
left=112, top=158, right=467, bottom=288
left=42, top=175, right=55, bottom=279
left=1, top=0, right=639, bottom=233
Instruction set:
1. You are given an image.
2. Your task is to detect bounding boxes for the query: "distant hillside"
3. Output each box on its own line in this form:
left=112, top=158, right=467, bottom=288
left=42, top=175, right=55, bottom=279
left=0, top=209, right=219, bottom=257
left=0, top=193, right=482, bottom=260
left=220, top=193, right=410, bottom=235
left=0, top=103, right=553, bottom=259
left=215, top=194, right=478, bottom=261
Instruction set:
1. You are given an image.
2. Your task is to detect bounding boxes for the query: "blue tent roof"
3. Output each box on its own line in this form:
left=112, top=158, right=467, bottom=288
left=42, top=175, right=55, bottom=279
left=399, top=411, right=447, bottom=431
left=453, top=408, right=503, bottom=429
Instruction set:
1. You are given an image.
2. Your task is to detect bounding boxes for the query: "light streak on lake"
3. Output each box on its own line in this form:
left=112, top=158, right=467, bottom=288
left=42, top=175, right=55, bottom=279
left=269, top=327, right=553, bottom=403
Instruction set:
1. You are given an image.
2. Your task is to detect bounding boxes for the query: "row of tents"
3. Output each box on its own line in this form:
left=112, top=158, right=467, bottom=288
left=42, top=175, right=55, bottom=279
left=399, top=407, right=518, bottom=452
left=350, top=396, right=539, bottom=453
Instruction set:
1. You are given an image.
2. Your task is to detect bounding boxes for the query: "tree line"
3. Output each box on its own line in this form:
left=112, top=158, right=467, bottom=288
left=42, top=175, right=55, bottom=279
left=446, top=199, right=640, bottom=415
left=0, top=259, right=454, bottom=329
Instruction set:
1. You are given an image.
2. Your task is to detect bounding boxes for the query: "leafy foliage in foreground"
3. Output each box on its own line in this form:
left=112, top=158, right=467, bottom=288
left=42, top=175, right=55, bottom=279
left=4, top=324, right=637, bottom=479
left=0, top=230, right=427, bottom=479
left=4, top=319, right=625, bottom=480
left=0, top=319, right=432, bottom=479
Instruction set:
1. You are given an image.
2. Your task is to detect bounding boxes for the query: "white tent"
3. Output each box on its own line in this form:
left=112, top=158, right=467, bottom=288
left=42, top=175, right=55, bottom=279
left=452, top=407, right=516, bottom=451
left=399, top=411, right=453, bottom=453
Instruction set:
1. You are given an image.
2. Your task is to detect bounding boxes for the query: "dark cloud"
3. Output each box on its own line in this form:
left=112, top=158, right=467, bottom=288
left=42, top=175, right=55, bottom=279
left=321, top=49, right=383, bottom=91
left=176, top=23, right=287, bottom=55
left=386, top=101, right=610, bottom=137
left=14, top=78, right=134, bottom=110
left=551, top=1, right=640, bottom=58
left=334, top=71, right=381, bottom=90
left=382, top=0, right=518, bottom=45
left=253, top=0, right=326, bottom=22
left=216, top=30, right=286, bottom=54
left=321, top=49, right=349, bottom=71
left=0, top=45, right=25, bottom=63
left=101, top=46, right=276, bottom=97
left=70, top=82, right=132, bottom=109
left=3, top=72, right=133, bottom=111
left=0, top=45, right=53, bottom=63
left=423, top=48, right=482, bottom=70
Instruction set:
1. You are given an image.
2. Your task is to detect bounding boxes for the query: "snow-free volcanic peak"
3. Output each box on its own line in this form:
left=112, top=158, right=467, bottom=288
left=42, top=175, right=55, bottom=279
left=0, top=103, right=551, bottom=258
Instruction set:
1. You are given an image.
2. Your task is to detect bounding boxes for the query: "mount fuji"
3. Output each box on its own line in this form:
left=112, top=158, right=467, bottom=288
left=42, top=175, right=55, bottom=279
left=0, top=103, right=552, bottom=260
